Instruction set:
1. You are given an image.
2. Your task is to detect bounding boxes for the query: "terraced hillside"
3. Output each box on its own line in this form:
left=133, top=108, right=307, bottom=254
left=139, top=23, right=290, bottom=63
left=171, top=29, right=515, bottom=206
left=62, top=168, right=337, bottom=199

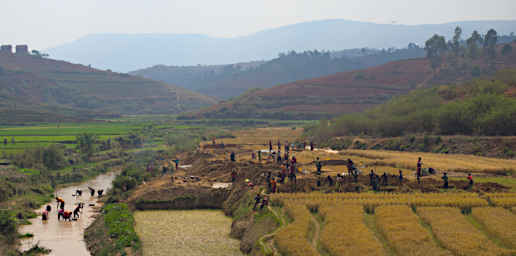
left=0, top=53, right=216, bottom=123
left=185, top=43, right=516, bottom=120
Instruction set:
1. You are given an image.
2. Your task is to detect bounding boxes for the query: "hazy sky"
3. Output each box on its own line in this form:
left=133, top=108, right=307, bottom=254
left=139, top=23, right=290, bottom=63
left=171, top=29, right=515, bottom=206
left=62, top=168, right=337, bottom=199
left=2, top=0, right=515, bottom=50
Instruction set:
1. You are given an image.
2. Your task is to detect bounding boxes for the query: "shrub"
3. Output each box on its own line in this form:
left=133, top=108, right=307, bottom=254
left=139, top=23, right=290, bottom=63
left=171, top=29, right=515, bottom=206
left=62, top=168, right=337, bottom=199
left=0, top=210, right=17, bottom=243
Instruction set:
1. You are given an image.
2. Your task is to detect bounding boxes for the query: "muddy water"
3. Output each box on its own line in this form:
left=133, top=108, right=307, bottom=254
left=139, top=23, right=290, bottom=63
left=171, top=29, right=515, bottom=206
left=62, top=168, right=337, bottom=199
left=18, top=171, right=119, bottom=256
left=134, top=210, right=243, bottom=256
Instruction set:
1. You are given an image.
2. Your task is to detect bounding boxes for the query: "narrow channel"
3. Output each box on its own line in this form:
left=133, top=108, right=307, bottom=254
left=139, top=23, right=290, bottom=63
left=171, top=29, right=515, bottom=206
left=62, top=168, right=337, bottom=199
left=18, top=171, right=119, bottom=256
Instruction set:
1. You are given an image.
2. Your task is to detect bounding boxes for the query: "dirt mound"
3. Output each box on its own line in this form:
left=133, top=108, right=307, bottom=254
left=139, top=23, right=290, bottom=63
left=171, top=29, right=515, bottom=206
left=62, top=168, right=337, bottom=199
left=129, top=185, right=231, bottom=210
left=202, top=144, right=240, bottom=149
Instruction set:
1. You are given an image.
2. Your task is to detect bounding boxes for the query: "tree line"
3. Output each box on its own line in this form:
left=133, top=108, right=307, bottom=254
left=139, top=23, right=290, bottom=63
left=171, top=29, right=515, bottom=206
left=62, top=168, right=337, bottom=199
left=307, top=69, right=516, bottom=140
left=425, top=27, right=513, bottom=71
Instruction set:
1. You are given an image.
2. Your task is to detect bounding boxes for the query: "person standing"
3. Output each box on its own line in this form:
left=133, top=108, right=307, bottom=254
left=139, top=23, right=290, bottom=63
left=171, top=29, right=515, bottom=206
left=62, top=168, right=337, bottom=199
left=310, top=141, right=314, bottom=151
left=347, top=159, right=354, bottom=177
left=315, top=157, right=322, bottom=175
left=398, top=170, right=403, bottom=185
left=369, top=170, right=375, bottom=185
left=231, top=169, right=237, bottom=182
left=258, top=150, right=262, bottom=161
left=230, top=152, right=236, bottom=162
left=467, top=173, right=474, bottom=189
left=381, top=172, right=388, bottom=186
left=442, top=172, right=449, bottom=189
left=266, top=172, right=272, bottom=191
left=271, top=178, right=277, bottom=193
left=269, top=140, right=273, bottom=152
left=416, top=157, right=422, bottom=184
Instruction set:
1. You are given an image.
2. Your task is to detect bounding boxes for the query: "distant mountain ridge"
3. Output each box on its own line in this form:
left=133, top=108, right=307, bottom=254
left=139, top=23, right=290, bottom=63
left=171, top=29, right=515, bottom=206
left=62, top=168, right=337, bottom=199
left=130, top=47, right=426, bottom=99
left=47, top=19, right=516, bottom=72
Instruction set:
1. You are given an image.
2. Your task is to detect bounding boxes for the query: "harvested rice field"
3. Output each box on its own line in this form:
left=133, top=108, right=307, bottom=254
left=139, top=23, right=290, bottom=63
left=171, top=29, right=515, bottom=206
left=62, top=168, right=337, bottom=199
left=134, top=210, right=243, bottom=256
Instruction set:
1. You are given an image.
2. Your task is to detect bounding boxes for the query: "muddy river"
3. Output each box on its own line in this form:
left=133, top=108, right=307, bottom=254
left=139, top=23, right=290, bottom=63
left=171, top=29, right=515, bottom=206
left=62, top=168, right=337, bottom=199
left=18, top=171, right=119, bottom=256
left=134, top=210, right=243, bottom=256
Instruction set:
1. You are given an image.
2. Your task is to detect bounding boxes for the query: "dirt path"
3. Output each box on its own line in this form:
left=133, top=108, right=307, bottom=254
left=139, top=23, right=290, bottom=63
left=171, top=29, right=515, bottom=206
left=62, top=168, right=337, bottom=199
left=309, top=214, right=322, bottom=252
left=256, top=207, right=287, bottom=256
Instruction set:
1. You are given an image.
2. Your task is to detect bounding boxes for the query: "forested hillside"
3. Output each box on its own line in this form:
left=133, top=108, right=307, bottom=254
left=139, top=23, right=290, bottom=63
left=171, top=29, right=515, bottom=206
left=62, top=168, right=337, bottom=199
left=131, top=46, right=425, bottom=99
left=307, top=68, right=516, bottom=140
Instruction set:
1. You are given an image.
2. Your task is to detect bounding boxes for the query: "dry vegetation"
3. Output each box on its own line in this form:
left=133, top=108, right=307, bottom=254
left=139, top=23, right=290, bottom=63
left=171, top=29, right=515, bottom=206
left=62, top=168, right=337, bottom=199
left=319, top=205, right=385, bottom=256
left=174, top=127, right=516, bottom=256
left=272, top=192, right=491, bottom=208
left=417, top=207, right=513, bottom=256
left=343, top=149, right=516, bottom=175
left=486, top=193, right=516, bottom=207
left=471, top=207, right=516, bottom=249
left=375, top=205, right=452, bottom=256
left=274, top=203, right=319, bottom=256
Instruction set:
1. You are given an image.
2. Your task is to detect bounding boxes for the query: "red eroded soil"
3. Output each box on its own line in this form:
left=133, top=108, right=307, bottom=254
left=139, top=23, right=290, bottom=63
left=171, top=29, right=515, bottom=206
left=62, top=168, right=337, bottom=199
left=192, top=43, right=516, bottom=119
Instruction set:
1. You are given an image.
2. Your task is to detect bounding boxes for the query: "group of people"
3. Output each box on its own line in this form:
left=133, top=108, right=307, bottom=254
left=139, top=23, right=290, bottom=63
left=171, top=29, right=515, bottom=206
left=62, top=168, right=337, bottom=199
left=41, top=186, right=104, bottom=222
left=367, top=170, right=404, bottom=191
left=230, top=140, right=477, bottom=195
left=252, top=193, right=269, bottom=210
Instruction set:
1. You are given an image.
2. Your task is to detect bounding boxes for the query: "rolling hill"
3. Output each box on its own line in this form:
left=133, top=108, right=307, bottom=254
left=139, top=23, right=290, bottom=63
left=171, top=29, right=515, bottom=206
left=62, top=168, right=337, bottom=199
left=130, top=47, right=426, bottom=99
left=0, top=53, right=216, bottom=123
left=47, top=19, right=516, bottom=72
left=183, top=43, right=516, bottom=120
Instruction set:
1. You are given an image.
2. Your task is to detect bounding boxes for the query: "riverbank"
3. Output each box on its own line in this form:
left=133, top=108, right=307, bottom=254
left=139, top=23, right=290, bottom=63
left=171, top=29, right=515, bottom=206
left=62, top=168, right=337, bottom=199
left=18, top=170, right=119, bottom=255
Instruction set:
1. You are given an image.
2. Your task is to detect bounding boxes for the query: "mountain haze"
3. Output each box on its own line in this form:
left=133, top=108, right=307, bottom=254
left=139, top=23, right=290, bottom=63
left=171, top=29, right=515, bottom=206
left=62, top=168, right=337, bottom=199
left=130, top=47, right=425, bottom=99
left=47, top=19, right=516, bottom=72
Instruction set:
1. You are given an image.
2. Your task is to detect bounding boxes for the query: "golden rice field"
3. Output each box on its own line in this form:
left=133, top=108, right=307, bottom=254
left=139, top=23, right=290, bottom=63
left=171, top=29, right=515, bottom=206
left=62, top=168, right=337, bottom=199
left=134, top=210, right=242, bottom=256
left=375, top=205, right=452, bottom=256
left=343, top=149, right=516, bottom=174
left=319, top=205, right=385, bottom=256
left=417, top=207, right=513, bottom=255
left=471, top=207, right=516, bottom=248
left=271, top=192, right=498, bottom=208
left=275, top=203, right=319, bottom=256
left=271, top=193, right=516, bottom=256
